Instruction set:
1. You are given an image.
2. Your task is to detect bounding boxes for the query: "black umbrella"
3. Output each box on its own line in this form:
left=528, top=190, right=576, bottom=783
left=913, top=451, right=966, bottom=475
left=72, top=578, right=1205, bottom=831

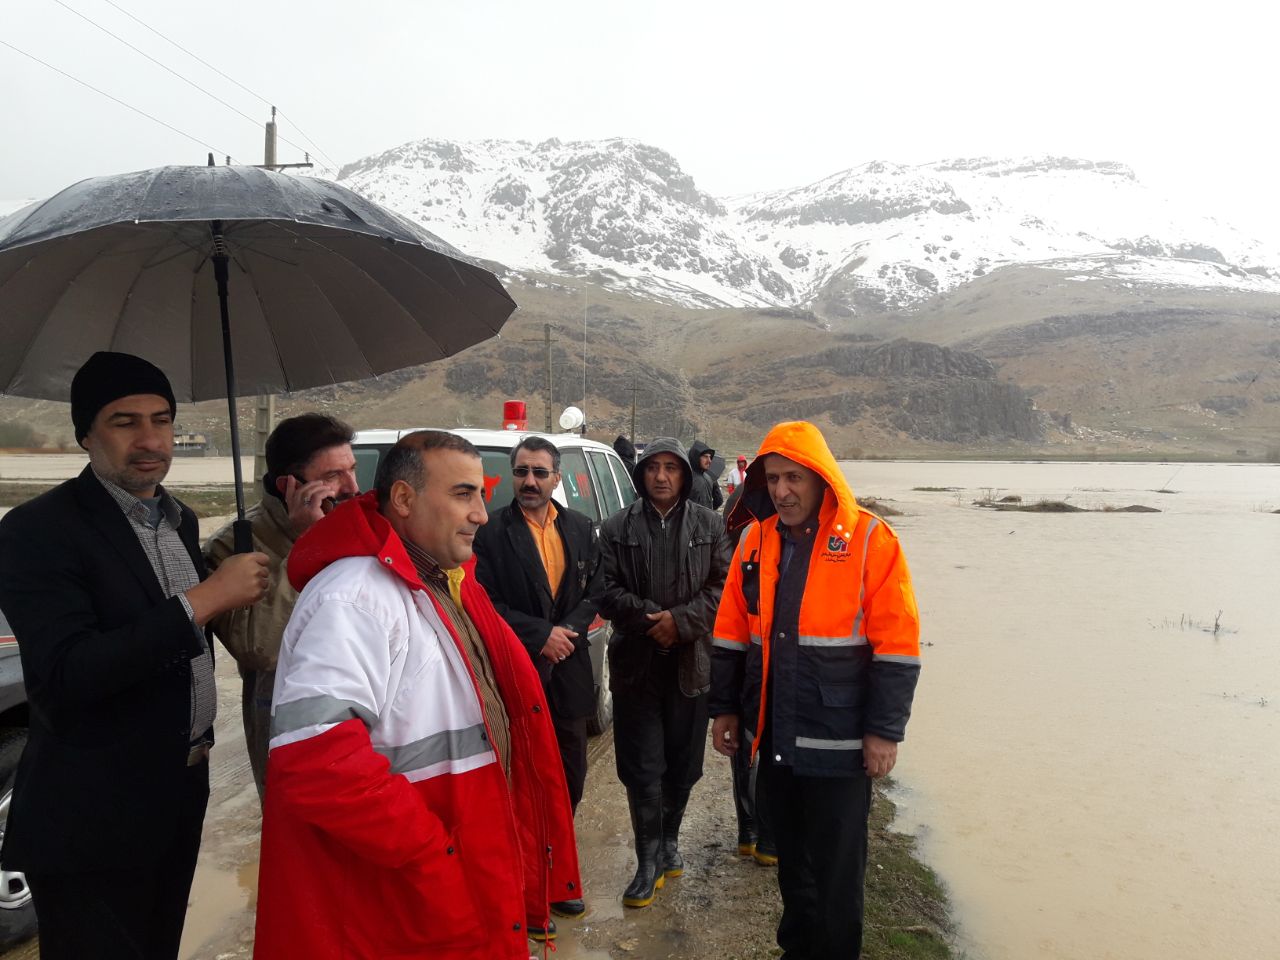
left=0, top=164, right=516, bottom=550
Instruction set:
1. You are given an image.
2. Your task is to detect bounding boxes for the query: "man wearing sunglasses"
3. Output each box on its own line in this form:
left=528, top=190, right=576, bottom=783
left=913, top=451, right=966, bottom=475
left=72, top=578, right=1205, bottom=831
left=473, top=435, right=603, bottom=931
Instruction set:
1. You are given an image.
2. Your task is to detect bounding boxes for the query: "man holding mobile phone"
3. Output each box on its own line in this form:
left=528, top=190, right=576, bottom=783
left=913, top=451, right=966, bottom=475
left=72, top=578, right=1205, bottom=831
left=203, top=413, right=359, bottom=800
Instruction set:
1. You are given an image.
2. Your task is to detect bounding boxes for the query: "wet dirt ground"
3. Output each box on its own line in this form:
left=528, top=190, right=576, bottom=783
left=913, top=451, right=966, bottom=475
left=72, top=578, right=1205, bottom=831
left=0, top=649, right=785, bottom=960
left=164, top=651, right=786, bottom=960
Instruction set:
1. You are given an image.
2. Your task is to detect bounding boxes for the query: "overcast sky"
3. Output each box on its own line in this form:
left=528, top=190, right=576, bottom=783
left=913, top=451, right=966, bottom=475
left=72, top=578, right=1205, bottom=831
left=3, top=0, right=1278, bottom=241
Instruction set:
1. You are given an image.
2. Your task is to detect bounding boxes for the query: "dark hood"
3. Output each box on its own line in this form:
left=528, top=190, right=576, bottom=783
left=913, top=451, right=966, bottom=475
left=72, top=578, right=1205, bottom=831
left=688, top=440, right=715, bottom=475
left=631, top=436, right=694, bottom=503
left=612, top=435, right=636, bottom=462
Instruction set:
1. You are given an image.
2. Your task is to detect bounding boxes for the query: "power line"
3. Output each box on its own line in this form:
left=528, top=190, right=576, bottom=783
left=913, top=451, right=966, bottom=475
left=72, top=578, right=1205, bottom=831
left=100, top=0, right=342, bottom=172
left=51, top=0, right=294, bottom=146
left=51, top=0, right=321, bottom=164
left=275, top=108, right=342, bottom=173
left=0, top=38, right=238, bottom=161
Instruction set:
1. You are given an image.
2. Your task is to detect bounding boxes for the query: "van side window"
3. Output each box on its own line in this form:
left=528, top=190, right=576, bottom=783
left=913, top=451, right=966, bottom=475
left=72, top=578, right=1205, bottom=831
left=477, top=451, right=511, bottom=503
left=588, top=451, right=624, bottom=518
left=353, top=446, right=386, bottom=493
left=607, top=453, right=637, bottom=507
left=558, top=448, right=600, bottom=522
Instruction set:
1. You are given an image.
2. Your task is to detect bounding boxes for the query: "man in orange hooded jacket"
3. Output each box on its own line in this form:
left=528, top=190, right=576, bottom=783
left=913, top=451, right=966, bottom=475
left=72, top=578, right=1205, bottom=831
left=710, top=421, right=921, bottom=959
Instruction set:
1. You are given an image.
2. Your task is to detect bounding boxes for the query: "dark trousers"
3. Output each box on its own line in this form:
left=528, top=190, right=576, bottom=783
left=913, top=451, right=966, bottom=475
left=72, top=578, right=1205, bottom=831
left=240, top=665, right=275, bottom=802
left=552, top=710, right=588, bottom=812
left=612, top=652, right=709, bottom=795
left=731, top=736, right=775, bottom=849
left=26, top=759, right=210, bottom=960
left=759, top=755, right=872, bottom=960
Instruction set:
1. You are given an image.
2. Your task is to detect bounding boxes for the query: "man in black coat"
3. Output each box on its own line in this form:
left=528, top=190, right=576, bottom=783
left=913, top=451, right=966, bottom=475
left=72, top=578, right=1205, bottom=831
left=597, top=437, right=731, bottom=910
left=473, top=435, right=603, bottom=925
left=0, top=352, right=270, bottom=960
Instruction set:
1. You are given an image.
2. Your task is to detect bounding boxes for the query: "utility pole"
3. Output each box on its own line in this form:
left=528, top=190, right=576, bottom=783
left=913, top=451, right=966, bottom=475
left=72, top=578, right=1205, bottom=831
left=264, top=107, right=277, bottom=167
left=255, top=107, right=315, bottom=173
left=519, top=324, right=557, bottom=432
left=631, top=377, right=637, bottom=442
left=252, top=110, right=280, bottom=485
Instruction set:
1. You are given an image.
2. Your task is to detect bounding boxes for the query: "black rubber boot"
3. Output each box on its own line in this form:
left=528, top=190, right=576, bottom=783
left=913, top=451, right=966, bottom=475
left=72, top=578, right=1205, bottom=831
left=730, top=744, right=756, bottom=856
left=550, top=898, right=585, bottom=918
left=527, top=918, right=556, bottom=941
left=661, top=785, right=693, bottom=878
left=622, top=790, right=664, bottom=908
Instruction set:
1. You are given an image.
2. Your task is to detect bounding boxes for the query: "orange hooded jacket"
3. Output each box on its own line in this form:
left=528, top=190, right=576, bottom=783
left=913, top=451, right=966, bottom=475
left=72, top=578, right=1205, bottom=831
left=709, top=422, right=920, bottom=775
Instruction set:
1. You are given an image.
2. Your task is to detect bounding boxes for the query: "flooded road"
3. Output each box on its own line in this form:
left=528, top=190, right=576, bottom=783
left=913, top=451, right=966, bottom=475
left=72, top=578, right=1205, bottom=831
left=849, top=461, right=1279, bottom=960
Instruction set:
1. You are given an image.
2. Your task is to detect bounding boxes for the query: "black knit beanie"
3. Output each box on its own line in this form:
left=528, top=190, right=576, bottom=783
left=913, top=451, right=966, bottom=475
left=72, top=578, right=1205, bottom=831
left=71, top=352, right=177, bottom=445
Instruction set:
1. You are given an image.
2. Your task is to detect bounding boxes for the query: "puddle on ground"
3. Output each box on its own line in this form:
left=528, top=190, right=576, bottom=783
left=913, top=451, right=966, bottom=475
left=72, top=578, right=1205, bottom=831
left=180, top=860, right=258, bottom=959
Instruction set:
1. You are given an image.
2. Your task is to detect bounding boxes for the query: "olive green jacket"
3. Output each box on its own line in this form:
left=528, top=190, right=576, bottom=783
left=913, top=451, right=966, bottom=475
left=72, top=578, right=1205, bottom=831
left=203, top=491, right=298, bottom=672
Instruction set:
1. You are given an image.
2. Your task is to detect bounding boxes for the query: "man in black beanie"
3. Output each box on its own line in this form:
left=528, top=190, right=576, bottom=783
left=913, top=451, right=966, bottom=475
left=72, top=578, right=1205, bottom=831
left=0, top=351, right=270, bottom=960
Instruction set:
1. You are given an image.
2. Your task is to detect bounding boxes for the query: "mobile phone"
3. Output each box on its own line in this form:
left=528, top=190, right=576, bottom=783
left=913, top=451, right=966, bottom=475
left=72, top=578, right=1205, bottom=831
left=292, top=474, right=337, bottom=513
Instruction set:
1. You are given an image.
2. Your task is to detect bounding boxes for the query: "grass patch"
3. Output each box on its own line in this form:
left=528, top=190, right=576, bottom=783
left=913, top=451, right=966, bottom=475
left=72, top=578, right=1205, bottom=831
left=861, top=498, right=904, bottom=518
left=0, top=482, right=239, bottom=519
left=973, top=495, right=1160, bottom=514
left=864, top=780, right=955, bottom=959
left=975, top=498, right=1082, bottom=512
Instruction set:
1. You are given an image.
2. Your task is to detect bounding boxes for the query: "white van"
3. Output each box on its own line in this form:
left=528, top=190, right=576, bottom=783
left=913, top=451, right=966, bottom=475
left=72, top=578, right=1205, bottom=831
left=351, top=428, right=638, bottom=736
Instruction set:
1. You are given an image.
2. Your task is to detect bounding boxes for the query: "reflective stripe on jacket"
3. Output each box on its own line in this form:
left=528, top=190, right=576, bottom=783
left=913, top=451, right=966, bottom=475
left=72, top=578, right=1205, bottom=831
left=709, top=421, right=921, bottom=777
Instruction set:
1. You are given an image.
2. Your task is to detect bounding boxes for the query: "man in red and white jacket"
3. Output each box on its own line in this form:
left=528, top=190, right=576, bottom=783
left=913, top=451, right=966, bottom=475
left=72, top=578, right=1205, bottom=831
left=254, top=431, right=580, bottom=960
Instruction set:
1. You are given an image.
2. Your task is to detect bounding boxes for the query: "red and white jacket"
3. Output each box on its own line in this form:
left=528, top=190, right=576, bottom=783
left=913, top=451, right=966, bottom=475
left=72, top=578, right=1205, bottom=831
left=253, top=493, right=580, bottom=960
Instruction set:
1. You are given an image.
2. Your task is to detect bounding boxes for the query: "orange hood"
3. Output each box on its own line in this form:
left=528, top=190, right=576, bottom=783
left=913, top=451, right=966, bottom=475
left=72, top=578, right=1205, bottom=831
left=725, top=421, right=858, bottom=534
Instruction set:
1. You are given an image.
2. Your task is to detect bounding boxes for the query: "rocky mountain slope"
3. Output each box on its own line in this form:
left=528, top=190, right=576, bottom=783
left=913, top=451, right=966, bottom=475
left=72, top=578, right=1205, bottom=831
left=334, top=140, right=1280, bottom=312
left=3, top=143, right=1277, bottom=459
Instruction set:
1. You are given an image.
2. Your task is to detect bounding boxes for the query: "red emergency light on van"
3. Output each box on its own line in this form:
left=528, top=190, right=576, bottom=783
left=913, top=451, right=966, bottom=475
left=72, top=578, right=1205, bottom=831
left=502, top=400, right=527, bottom=431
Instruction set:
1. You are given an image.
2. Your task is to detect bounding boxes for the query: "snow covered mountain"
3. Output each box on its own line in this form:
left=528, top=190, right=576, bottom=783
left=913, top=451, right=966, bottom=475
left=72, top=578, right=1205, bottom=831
left=331, top=140, right=1280, bottom=311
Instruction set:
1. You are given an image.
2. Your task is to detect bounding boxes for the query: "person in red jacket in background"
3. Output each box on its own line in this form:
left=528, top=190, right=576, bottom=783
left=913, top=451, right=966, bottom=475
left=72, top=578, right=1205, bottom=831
left=254, top=431, right=580, bottom=960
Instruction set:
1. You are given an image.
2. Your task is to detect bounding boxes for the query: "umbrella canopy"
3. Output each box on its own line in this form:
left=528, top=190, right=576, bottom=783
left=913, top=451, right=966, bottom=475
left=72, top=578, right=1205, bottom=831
left=708, top=453, right=726, bottom=482
left=0, top=165, right=516, bottom=401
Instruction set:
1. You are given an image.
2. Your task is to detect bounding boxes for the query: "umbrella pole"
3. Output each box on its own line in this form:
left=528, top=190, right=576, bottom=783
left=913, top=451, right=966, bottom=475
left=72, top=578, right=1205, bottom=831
left=212, top=221, right=253, bottom=554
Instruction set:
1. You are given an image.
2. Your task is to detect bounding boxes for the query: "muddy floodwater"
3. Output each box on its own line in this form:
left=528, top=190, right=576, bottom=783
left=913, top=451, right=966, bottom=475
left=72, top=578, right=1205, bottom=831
left=849, top=461, right=1279, bottom=960
left=1, top=455, right=1276, bottom=958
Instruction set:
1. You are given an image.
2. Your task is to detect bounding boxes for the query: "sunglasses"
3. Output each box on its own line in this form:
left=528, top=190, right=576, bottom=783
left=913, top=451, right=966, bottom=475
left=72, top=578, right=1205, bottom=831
left=512, top=466, right=555, bottom=479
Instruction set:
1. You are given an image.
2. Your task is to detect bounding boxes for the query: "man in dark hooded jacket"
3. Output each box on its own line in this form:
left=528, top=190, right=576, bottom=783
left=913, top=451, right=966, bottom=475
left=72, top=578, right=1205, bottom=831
left=612, top=435, right=637, bottom=472
left=688, top=440, right=723, bottom=510
left=597, top=438, right=731, bottom=909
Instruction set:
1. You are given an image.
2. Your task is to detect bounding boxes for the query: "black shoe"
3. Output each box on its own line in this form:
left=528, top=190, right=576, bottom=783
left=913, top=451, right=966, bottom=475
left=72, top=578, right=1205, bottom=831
left=623, top=790, right=664, bottom=908
left=527, top=918, right=556, bottom=942
left=660, top=785, right=692, bottom=879
left=550, top=898, right=585, bottom=918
